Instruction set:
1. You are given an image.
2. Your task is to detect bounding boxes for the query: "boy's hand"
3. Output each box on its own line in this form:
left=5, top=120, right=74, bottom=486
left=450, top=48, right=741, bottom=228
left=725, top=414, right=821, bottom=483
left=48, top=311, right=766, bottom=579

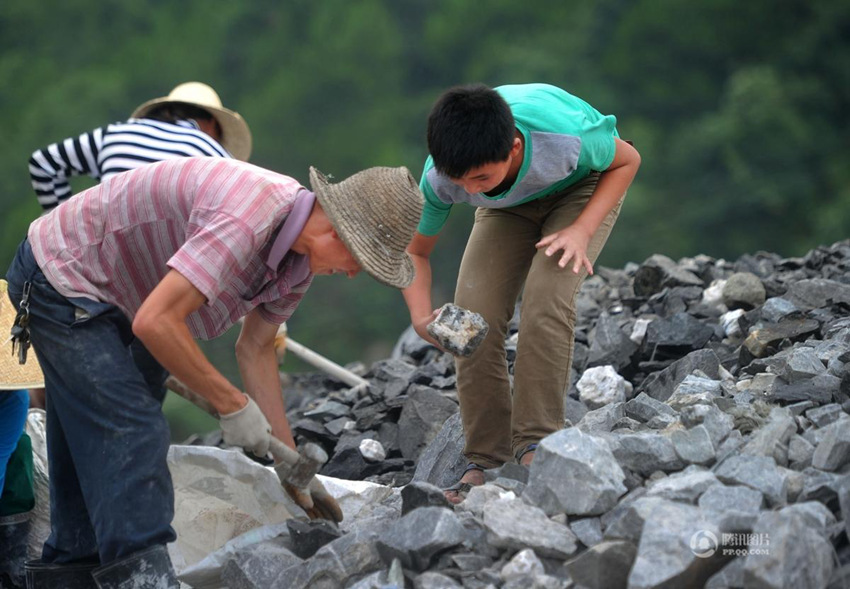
left=536, top=225, right=594, bottom=275
left=413, top=308, right=445, bottom=350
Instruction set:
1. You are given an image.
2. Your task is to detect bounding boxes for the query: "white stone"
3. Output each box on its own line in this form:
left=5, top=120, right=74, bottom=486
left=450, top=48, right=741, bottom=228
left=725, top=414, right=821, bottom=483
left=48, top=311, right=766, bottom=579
left=457, top=484, right=515, bottom=517
left=702, top=279, right=727, bottom=307
left=577, top=366, right=628, bottom=409
left=317, top=476, right=399, bottom=534
left=630, top=318, right=653, bottom=345
left=359, top=439, right=387, bottom=462
left=500, top=548, right=544, bottom=581
left=721, top=308, right=746, bottom=338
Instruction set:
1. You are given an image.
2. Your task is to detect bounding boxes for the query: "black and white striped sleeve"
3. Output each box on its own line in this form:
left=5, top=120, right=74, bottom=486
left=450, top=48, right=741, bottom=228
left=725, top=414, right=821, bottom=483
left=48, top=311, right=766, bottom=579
left=29, top=127, right=106, bottom=210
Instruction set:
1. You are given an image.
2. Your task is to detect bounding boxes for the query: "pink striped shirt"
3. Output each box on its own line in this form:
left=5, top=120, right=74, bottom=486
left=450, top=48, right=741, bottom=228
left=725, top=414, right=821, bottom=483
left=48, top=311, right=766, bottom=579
left=28, top=157, right=314, bottom=339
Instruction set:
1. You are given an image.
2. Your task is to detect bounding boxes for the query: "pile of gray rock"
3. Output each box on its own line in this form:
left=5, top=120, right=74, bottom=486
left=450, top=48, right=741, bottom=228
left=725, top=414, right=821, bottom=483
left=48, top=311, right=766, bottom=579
left=234, top=239, right=850, bottom=588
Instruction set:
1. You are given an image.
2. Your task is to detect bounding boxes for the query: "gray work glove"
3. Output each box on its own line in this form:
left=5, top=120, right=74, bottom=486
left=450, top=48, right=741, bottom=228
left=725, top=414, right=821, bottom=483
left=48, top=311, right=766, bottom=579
left=219, top=395, right=272, bottom=456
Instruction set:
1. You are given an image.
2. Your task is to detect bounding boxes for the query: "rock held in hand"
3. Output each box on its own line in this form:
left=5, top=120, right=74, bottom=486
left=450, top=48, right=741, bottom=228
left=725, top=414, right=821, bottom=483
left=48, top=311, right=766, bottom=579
left=426, top=304, right=489, bottom=357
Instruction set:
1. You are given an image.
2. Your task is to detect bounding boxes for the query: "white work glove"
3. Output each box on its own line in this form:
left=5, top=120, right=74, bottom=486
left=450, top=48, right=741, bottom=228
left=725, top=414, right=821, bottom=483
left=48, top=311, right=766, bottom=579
left=219, top=395, right=272, bottom=457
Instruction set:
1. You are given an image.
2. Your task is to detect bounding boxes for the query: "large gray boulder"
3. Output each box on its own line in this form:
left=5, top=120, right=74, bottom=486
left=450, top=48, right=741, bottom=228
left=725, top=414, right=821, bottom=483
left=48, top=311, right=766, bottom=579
left=644, top=467, right=720, bottom=503
left=665, top=374, right=723, bottom=411
left=397, top=386, right=458, bottom=461
left=740, top=407, right=796, bottom=466
left=698, top=483, right=764, bottom=532
left=698, top=484, right=764, bottom=516
left=714, top=454, right=790, bottom=507
left=626, top=499, right=726, bottom=589
left=413, top=572, right=462, bottom=589
left=742, top=511, right=834, bottom=588
left=577, top=402, right=626, bottom=434
left=610, top=431, right=685, bottom=475
left=780, top=501, right=837, bottom=533
left=633, top=254, right=703, bottom=297
left=482, top=498, right=578, bottom=559
left=705, top=558, right=746, bottom=589
left=811, top=416, right=850, bottom=471
left=680, top=404, right=735, bottom=448
left=603, top=496, right=668, bottom=543
left=781, top=346, right=827, bottom=383
left=587, top=314, right=639, bottom=372
left=412, top=412, right=466, bottom=489
left=639, top=349, right=721, bottom=402
left=564, top=540, right=636, bottom=589
left=784, top=278, right=850, bottom=310
left=570, top=517, right=604, bottom=548
left=375, top=507, right=467, bottom=572
left=278, top=529, right=384, bottom=589
left=671, top=424, right=716, bottom=465
left=220, top=534, right=302, bottom=589
left=625, top=392, right=678, bottom=424
left=722, top=272, right=766, bottom=310
left=523, top=428, right=627, bottom=516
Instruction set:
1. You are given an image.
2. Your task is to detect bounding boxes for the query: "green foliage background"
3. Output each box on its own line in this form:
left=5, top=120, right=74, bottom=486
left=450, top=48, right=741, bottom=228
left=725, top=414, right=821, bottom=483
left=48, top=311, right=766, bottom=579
left=2, top=1, right=848, bottom=436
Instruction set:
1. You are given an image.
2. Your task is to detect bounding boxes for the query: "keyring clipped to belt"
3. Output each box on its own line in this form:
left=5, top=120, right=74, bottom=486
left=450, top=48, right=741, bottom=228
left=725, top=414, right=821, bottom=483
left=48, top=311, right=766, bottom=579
left=10, top=281, right=32, bottom=365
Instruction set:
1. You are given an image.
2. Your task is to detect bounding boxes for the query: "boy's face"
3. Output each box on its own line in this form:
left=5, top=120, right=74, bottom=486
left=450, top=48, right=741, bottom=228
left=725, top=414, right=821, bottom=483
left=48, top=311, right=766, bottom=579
left=449, top=136, right=523, bottom=195
left=451, top=159, right=513, bottom=195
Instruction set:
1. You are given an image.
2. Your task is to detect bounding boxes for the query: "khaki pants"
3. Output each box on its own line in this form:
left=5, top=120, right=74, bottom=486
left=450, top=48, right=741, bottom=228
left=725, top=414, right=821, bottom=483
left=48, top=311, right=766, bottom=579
left=454, top=173, right=623, bottom=467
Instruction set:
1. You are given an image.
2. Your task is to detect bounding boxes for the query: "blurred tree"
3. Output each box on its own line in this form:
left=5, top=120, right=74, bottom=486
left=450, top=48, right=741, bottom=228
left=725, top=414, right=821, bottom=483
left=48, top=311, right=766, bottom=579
left=1, top=0, right=848, bottom=375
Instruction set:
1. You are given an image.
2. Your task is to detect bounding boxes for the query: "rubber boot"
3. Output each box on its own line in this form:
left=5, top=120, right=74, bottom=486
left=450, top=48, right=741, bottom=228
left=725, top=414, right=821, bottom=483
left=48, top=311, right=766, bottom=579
left=0, top=512, right=31, bottom=589
left=91, top=545, right=178, bottom=589
left=24, top=560, right=98, bottom=589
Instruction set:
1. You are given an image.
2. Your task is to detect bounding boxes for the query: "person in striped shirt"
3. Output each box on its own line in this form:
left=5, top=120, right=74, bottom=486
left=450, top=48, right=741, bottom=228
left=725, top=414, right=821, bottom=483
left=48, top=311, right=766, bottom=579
left=5, top=157, right=423, bottom=587
left=25, top=82, right=252, bottom=414
left=28, top=81, right=252, bottom=211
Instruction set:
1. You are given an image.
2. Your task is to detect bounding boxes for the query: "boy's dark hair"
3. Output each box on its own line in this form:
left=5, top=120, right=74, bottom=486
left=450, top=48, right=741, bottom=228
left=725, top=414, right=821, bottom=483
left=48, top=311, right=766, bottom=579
left=145, top=103, right=215, bottom=124
left=427, top=84, right=515, bottom=179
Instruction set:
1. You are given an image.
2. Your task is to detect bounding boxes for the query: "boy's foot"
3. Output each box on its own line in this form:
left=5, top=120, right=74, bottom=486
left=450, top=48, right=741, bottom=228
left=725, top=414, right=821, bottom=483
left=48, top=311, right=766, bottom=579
left=517, top=443, right=538, bottom=467
left=443, top=463, right=485, bottom=505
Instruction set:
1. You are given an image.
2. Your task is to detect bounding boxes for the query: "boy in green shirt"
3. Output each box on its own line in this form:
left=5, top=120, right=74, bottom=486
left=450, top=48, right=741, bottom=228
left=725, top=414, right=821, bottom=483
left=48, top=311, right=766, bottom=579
left=403, top=83, right=640, bottom=502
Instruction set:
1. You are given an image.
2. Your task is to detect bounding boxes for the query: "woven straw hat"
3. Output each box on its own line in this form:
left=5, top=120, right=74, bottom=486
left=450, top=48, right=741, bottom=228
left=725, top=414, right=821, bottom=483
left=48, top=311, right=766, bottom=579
left=131, top=82, right=252, bottom=161
left=0, top=280, right=44, bottom=390
left=309, top=166, right=424, bottom=289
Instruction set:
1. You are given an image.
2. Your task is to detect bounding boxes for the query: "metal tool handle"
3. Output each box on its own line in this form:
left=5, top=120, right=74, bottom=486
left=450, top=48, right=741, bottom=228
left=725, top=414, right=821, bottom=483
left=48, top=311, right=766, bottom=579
left=284, top=337, right=370, bottom=390
left=269, top=436, right=304, bottom=467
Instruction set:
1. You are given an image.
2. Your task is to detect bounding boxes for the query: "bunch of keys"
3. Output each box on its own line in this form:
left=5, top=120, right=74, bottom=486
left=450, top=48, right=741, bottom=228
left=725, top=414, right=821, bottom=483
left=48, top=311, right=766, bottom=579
left=10, top=281, right=31, bottom=365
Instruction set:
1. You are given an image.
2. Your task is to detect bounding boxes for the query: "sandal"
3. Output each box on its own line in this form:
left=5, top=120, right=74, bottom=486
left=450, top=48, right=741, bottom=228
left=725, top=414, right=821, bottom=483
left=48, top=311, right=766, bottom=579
left=516, top=443, right=538, bottom=464
left=443, top=462, right=485, bottom=501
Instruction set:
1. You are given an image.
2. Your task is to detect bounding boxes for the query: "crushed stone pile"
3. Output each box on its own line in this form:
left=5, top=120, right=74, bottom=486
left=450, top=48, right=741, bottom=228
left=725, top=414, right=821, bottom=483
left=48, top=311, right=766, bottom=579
left=187, top=239, right=850, bottom=589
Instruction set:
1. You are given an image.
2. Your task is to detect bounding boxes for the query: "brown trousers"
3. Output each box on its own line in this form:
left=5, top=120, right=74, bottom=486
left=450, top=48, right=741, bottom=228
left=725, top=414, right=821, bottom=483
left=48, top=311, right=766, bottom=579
left=454, top=173, right=624, bottom=467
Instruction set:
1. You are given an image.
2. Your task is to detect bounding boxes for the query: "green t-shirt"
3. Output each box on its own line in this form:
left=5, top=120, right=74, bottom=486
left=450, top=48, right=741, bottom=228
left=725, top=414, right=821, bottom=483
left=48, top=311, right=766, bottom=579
left=418, top=83, right=618, bottom=235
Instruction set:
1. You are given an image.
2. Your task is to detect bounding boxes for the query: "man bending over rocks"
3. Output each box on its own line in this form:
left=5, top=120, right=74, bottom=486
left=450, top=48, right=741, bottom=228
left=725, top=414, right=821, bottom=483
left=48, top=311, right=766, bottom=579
left=5, top=157, right=423, bottom=588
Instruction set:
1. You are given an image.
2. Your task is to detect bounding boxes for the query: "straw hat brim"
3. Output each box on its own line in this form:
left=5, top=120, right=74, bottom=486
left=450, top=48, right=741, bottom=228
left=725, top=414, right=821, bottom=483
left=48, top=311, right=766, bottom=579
left=131, top=99, right=252, bottom=162
left=309, top=168, right=417, bottom=289
left=0, top=280, right=44, bottom=390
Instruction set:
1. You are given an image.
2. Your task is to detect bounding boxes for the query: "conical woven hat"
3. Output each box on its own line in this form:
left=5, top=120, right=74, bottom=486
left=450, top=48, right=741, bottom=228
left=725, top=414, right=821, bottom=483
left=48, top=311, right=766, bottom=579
left=0, top=280, right=44, bottom=390
left=131, top=82, right=253, bottom=161
left=309, top=166, right=423, bottom=288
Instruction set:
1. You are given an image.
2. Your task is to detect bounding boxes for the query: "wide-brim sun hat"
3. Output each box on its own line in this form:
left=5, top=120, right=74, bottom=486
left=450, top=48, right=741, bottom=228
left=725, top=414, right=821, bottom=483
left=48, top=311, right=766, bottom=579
left=309, top=166, right=424, bottom=289
left=131, top=81, right=253, bottom=162
left=0, top=280, right=44, bottom=390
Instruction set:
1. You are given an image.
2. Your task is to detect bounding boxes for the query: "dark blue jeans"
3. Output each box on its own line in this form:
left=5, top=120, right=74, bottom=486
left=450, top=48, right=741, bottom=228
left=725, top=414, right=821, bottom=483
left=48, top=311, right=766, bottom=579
left=5, top=240, right=176, bottom=566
